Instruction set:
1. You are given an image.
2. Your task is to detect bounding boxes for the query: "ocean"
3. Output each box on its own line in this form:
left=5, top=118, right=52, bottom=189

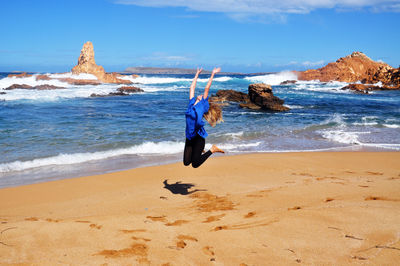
left=0, top=71, right=399, bottom=188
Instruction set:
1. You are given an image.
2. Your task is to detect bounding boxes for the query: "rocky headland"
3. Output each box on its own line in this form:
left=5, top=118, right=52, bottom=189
left=211, top=83, right=289, bottom=112
left=297, top=52, right=400, bottom=93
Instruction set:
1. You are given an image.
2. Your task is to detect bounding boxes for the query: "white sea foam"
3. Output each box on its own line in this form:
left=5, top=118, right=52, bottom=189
left=292, top=80, right=349, bottom=93
left=283, top=104, right=304, bottom=109
left=0, top=84, right=117, bottom=101
left=320, top=130, right=364, bottom=144
left=0, top=141, right=185, bottom=173
left=0, top=75, right=71, bottom=90
left=48, top=72, right=98, bottom=80
left=244, top=71, right=298, bottom=85
left=383, top=124, right=400, bottom=128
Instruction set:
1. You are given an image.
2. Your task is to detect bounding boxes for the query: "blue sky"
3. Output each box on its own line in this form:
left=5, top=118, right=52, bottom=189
left=1, top=0, right=399, bottom=73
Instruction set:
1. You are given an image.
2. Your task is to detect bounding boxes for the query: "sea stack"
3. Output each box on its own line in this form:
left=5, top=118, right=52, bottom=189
left=71, top=41, right=131, bottom=84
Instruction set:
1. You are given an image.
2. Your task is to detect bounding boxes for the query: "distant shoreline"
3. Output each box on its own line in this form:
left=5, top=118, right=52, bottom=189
left=122, top=67, right=274, bottom=76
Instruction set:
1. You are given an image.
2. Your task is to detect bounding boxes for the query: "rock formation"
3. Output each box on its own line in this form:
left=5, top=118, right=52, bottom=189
left=211, top=84, right=289, bottom=112
left=297, top=52, right=400, bottom=88
left=71, top=41, right=132, bottom=84
left=341, top=83, right=400, bottom=94
left=5, top=84, right=66, bottom=90
left=244, top=83, right=289, bottom=111
left=117, top=86, right=143, bottom=93
left=7, top=72, right=32, bottom=78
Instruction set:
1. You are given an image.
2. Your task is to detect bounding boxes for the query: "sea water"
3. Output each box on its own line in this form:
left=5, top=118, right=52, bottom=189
left=0, top=72, right=399, bottom=188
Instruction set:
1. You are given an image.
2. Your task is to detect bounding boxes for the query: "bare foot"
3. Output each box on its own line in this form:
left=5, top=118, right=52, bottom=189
left=210, top=145, right=225, bottom=154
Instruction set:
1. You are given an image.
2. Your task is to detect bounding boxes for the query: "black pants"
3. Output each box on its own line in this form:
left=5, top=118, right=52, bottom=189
left=183, top=134, right=212, bottom=168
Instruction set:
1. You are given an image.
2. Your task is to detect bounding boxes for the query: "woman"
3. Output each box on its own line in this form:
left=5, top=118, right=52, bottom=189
left=183, top=67, right=225, bottom=168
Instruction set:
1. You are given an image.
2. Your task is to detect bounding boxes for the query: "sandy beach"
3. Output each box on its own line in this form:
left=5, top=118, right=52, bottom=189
left=0, top=152, right=399, bottom=265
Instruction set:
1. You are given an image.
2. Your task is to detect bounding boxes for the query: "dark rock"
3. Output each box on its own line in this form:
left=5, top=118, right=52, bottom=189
left=5, top=84, right=65, bottom=90
left=117, top=86, right=143, bottom=93
left=342, top=83, right=400, bottom=93
left=247, top=83, right=289, bottom=111
left=213, top=89, right=249, bottom=102
left=280, top=80, right=297, bottom=85
left=90, top=91, right=128, bottom=97
left=5, top=84, right=33, bottom=90
left=34, top=85, right=66, bottom=90
left=212, top=84, right=289, bottom=112
left=0, top=92, right=6, bottom=95
left=239, top=102, right=262, bottom=110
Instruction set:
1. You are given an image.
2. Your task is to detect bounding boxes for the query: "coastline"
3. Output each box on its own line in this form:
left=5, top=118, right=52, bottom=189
left=1, top=151, right=399, bottom=264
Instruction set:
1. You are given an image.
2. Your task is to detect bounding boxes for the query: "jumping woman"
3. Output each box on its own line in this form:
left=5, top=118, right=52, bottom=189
left=184, top=67, right=225, bottom=168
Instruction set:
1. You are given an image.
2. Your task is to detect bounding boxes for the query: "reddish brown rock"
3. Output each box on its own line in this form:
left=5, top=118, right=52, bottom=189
left=5, top=84, right=33, bottom=90
left=71, top=41, right=132, bottom=84
left=280, top=80, right=297, bottom=85
left=246, top=83, right=289, bottom=111
left=117, top=86, right=143, bottom=93
left=297, top=52, right=394, bottom=84
left=58, top=78, right=101, bottom=86
left=7, top=72, right=32, bottom=78
left=211, top=90, right=249, bottom=103
left=212, top=84, right=289, bottom=112
left=35, top=74, right=52, bottom=81
left=342, top=83, right=400, bottom=93
left=5, top=84, right=65, bottom=90
left=34, top=85, right=66, bottom=90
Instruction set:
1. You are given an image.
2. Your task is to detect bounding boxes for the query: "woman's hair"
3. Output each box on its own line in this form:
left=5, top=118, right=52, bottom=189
left=203, top=102, right=224, bottom=127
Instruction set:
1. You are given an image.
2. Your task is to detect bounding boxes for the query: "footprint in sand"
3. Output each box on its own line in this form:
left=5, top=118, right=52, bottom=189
left=165, top=220, right=189, bottom=226
left=202, top=214, right=225, bottom=223
left=325, top=198, right=334, bottom=202
left=190, top=192, right=235, bottom=212
left=25, top=217, right=39, bottom=221
left=202, top=246, right=215, bottom=256
left=364, top=196, right=399, bottom=201
left=244, top=212, right=256, bottom=218
left=120, top=229, right=147, bottom=233
left=177, top=235, right=198, bottom=242
left=366, top=171, right=383, bottom=175
left=45, top=218, right=60, bottom=223
left=89, top=223, right=102, bottom=230
left=146, top=215, right=167, bottom=222
left=288, top=206, right=302, bottom=210
left=96, top=242, right=149, bottom=263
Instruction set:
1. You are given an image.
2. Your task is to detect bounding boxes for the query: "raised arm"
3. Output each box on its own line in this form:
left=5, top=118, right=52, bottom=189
left=189, top=68, right=202, bottom=99
left=203, top=67, right=221, bottom=99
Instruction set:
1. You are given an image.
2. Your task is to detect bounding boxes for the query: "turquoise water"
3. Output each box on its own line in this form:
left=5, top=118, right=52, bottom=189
left=0, top=71, right=399, bottom=187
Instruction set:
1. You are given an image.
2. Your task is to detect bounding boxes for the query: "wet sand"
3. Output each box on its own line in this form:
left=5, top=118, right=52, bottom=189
left=0, top=152, right=399, bottom=265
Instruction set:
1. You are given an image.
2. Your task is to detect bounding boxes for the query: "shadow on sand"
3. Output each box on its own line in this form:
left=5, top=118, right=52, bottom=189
left=163, top=179, right=206, bottom=195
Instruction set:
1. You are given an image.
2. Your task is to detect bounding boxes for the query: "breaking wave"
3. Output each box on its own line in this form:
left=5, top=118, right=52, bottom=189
left=0, top=141, right=185, bottom=173
left=244, top=71, right=298, bottom=85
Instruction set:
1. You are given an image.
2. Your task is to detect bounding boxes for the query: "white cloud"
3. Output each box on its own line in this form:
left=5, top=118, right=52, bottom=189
left=278, top=60, right=325, bottom=67
left=114, top=0, right=400, bottom=15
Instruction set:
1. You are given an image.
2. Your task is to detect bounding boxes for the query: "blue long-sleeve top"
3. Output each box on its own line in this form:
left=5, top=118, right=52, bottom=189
left=185, top=96, right=209, bottom=140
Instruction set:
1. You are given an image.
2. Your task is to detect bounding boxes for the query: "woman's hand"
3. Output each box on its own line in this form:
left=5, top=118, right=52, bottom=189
left=196, top=67, right=203, bottom=75
left=212, top=67, right=221, bottom=74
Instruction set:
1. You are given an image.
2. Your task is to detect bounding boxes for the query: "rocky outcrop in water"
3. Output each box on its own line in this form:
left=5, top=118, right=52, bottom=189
left=117, top=86, right=143, bottom=93
left=71, top=41, right=132, bottom=84
left=245, top=83, right=289, bottom=111
left=5, top=84, right=66, bottom=90
left=211, top=84, right=289, bottom=112
left=341, top=83, right=400, bottom=94
left=7, top=72, right=32, bottom=78
left=297, top=52, right=400, bottom=90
